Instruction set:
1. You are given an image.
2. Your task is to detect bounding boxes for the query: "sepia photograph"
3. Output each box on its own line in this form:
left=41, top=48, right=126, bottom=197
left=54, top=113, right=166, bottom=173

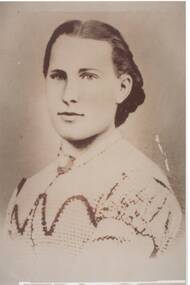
left=0, top=2, right=186, bottom=284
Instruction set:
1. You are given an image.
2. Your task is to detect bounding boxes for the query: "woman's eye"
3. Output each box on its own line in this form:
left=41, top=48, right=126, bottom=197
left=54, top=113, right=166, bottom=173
left=50, top=72, right=66, bottom=81
left=80, top=73, right=98, bottom=80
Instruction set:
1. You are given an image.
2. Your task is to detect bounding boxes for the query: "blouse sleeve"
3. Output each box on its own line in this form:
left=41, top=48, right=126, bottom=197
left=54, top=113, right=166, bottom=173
left=93, top=173, right=182, bottom=258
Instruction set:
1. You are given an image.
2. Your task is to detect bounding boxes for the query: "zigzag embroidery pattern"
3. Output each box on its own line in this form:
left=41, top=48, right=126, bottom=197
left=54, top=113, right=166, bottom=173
left=9, top=173, right=172, bottom=256
left=10, top=193, right=98, bottom=238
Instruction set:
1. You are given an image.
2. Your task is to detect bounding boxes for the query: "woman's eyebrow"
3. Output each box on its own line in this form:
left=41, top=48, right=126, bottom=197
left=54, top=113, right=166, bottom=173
left=79, top=68, right=102, bottom=74
left=50, top=69, right=66, bottom=74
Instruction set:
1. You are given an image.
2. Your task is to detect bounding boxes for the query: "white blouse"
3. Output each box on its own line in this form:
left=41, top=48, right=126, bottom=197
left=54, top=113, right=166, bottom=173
left=4, top=130, right=182, bottom=260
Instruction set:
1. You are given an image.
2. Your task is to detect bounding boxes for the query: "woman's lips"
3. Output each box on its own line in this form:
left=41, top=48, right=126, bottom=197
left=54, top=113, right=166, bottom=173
left=57, top=111, right=84, bottom=117
left=57, top=111, right=85, bottom=122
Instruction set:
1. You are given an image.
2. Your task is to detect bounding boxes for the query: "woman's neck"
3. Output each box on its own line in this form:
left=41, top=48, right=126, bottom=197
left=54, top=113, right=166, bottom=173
left=60, top=127, right=117, bottom=159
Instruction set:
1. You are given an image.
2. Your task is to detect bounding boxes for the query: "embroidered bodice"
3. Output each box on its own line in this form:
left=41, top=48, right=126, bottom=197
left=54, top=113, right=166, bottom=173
left=4, top=131, right=182, bottom=258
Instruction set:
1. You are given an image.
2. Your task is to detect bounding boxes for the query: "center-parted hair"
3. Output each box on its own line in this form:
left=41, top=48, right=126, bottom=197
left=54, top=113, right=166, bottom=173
left=43, top=20, right=145, bottom=127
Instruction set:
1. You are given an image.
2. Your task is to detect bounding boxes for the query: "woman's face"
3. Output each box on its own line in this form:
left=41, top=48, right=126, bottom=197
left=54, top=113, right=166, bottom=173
left=46, top=35, right=124, bottom=141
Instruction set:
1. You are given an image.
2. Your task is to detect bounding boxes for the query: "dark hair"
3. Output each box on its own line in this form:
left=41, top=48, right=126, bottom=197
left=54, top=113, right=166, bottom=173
left=43, top=20, right=145, bottom=127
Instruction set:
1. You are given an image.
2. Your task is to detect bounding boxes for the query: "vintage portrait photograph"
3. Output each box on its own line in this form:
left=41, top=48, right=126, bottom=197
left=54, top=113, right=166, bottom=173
left=0, top=1, right=186, bottom=284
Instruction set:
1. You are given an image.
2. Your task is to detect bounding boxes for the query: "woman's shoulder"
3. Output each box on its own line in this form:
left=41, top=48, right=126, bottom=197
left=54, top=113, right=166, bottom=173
left=12, top=160, right=58, bottom=201
left=96, top=139, right=183, bottom=256
left=113, top=138, right=171, bottom=189
left=111, top=137, right=182, bottom=213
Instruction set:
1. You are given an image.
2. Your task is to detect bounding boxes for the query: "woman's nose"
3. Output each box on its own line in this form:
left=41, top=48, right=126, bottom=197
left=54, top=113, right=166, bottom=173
left=61, top=81, right=79, bottom=105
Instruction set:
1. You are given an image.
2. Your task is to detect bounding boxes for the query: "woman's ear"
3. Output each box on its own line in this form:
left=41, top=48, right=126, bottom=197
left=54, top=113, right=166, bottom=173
left=116, top=74, right=133, bottom=104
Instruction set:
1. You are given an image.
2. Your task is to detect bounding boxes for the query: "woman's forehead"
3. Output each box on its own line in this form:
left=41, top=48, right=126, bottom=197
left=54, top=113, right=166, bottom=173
left=50, top=35, right=114, bottom=71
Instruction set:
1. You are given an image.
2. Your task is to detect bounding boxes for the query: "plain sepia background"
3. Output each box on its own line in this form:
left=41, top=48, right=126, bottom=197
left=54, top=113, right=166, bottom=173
left=0, top=1, right=185, bottom=280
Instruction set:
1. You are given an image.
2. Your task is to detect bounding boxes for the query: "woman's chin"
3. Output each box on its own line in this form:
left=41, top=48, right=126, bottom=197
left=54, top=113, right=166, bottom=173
left=54, top=124, right=99, bottom=141
left=60, top=133, right=99, bottom=148
left=54, top=123, right=114, bottom=146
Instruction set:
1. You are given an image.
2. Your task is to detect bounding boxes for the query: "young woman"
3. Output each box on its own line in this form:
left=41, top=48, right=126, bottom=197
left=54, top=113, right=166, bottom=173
left=4, top=20, right=182, bottom=279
